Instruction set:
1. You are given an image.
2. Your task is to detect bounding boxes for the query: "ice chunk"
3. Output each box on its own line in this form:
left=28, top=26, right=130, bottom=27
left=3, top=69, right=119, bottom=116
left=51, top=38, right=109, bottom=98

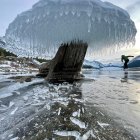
left=82, top=130, right=92, bottom=140
left=82, top=107, right=85, bottom=113
left=78, top=109, right=81, bottom=117
left=10, top=107, right=18, bottom=115
left=15, top=91, right=20, bottom=95
left=9, top=101, right=15, bottom=108
left=54, top=130, right=80, bottom=138
left=1, top=104, right=7, bottom=108
left=97, top=121, right=110, bottom=128
left=54, top=130, right=96, bottom=140
left=8, top=134, right=14, bottom=138
left=32, top=102, right=45, bottom=106
left=0, top=105, right=8, bottom=111
left=0, top=117, right=5, bottom=121
left=81, top=130, right=96, bottom=139
left=58, top=107, right=61, bottom=115
left=10, top=137, right=19, bottom=140
left=72, top=111, right=79, bottom=117
left=90, top=130, right=96, bottom=138
left=23, top=96, right=28, bottom=101
left=44, top=104, right=51, bottom=110
left=0, top=93, right=13, bottom=99
left=70, top=117, right=87, bottom=129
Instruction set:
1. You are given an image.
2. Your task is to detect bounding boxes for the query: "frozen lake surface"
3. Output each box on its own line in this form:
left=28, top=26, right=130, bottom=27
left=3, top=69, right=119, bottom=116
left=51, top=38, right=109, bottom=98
left=0, top=68, right=140, bottom=140
left=82, top=69, right=140, bottom=139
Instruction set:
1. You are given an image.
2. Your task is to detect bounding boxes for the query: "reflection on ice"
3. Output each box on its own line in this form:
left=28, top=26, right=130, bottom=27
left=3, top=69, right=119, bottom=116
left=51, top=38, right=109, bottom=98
left=82, top=69, right=140, bottom=139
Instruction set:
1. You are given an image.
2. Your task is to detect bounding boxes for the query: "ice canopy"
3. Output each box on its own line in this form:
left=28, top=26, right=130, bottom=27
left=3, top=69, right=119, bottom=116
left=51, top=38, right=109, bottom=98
left=5, top=0, right=137, bottom=59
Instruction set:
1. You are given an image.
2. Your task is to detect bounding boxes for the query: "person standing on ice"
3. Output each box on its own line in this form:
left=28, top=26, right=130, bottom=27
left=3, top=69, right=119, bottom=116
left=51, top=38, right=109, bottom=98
left=121, top=55, right=134, bottom=69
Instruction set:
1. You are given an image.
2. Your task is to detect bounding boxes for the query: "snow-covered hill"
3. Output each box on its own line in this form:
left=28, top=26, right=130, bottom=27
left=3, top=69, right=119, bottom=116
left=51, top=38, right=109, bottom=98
left=128, top=55, right=140, bottom=68
left=83, top=60, right=104, bottom=69
left=5, top=0, right=137, bottom=58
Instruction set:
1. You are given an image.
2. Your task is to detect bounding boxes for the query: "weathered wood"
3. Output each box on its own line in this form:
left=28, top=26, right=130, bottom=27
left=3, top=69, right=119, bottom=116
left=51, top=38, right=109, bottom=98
left=46, top=41, right=88, bottom=82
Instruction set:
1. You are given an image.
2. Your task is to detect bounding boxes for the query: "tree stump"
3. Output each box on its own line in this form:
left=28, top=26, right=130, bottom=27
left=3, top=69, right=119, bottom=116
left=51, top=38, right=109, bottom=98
left=46, top=41, right=88, bottom=82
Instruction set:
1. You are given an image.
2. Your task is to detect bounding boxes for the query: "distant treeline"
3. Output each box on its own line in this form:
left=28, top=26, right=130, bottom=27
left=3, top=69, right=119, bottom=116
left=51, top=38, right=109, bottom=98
left=0, top=47, right=48, bottom=62
left=35, top=57, right=48, bottom=63
left=0, top=47, right=17, bottom=57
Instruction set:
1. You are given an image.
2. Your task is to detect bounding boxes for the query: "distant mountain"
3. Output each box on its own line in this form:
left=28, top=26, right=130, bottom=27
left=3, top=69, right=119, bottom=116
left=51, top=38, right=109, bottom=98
left=102, top=56, right=140, bottom=69
left=83, top=60, right=104, bottom=69
left=83, top=57, right=140, bottom=69
left=128, top=55, right=140, bottom=68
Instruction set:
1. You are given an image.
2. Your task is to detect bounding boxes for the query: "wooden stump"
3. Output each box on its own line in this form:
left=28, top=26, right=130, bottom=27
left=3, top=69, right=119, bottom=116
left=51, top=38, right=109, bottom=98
left=46, top=41, right=88, bottom=82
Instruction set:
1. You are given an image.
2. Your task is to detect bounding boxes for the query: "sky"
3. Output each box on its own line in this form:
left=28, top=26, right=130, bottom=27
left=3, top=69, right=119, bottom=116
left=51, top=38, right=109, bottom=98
left=0, top=0, right=38, bottom=36
left=0, top=0, right=140, bottom=57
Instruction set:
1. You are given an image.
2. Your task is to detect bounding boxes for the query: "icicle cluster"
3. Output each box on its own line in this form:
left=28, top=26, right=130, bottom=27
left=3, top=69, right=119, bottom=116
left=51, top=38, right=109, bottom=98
left=5, top=0, right=137, bottom=58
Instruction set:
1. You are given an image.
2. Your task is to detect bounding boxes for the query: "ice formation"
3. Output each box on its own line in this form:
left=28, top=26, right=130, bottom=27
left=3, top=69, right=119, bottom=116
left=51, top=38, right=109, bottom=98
left=5, top=0, right=137, bottom=58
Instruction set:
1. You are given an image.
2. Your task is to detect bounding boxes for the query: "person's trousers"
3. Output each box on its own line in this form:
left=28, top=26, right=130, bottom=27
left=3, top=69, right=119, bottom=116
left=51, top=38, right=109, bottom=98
left=124, top=59, right=129, bottom=69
